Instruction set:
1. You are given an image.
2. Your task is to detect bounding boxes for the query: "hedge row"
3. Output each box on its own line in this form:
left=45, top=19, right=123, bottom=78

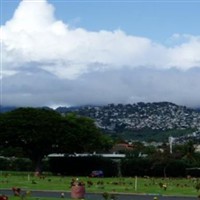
left=0, top=157, right=49, bottom=172
left=49, top=156, right=118, bottom=177
left=47, top=156, right=200, bottom=177
left=121, top=158, right=187, bottom=177
left=1, top=156, right=200, bottom=177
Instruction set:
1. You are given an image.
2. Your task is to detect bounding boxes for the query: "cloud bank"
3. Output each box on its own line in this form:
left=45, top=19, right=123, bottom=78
left=1, top=0, right=200, bottom=107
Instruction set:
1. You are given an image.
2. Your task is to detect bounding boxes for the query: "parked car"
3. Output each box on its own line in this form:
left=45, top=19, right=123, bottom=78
left=90, top=170, right=104, bottom=177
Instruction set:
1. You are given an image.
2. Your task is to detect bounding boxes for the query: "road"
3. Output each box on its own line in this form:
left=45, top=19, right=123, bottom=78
left=0, top=189, right=198, bottom=200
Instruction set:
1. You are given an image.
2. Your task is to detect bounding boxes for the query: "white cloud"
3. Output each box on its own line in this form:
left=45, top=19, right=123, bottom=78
left=1, top=0, right=200, bottom=107
left=168, top=36, right=200, bottom=69
left=2, top=0, right=200, bottom=79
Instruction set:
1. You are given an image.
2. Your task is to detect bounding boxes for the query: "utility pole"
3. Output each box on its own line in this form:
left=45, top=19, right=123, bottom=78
left=168, top=136, right=174, bottom=154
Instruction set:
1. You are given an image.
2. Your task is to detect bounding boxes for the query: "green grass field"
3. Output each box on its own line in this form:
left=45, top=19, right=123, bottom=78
left=1, top=172, right=200, bottom=197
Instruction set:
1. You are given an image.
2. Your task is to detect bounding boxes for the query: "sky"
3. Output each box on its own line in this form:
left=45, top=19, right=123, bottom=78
left=1, top=0, right=200, bottom=108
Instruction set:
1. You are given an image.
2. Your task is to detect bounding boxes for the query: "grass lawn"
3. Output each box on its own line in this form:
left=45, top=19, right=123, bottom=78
left=1, top=172, right=200, bottom=197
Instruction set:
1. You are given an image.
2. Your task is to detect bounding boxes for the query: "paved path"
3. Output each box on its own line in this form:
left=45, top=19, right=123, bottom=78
left=0, top=189, right=198, bottom=200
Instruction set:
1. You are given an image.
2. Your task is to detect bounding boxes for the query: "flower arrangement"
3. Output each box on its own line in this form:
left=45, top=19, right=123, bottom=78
left=0, top=195, right=8, bottom=200
left=102, top=192, right=117, bottom=200
left=12, top=187, right=21, bottom=196
left=70, top=178, right=85, bottom=187
left=70, top=178, right=85, bottom=199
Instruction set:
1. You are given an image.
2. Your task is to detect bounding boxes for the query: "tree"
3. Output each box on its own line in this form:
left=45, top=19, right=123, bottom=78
left=60, top=113, right=113, bottom=153
left=0, top=108, right=64, bottom=173
left=0, top=108, right=112, bottom=173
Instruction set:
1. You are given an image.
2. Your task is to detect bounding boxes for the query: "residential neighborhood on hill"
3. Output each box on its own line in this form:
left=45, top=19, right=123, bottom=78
left=56, top=102, right=200, bottom=142
left=56, top=102, right=200, bottom=130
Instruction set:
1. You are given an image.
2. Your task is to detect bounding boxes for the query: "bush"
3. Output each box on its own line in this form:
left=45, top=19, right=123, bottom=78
left=0, top=157, right=33, bottom=171
left=0, top=157, right=10, bottom=170
left=12, top=158, right=33, bottom=171
left=121, top=158, right=152, bottom=176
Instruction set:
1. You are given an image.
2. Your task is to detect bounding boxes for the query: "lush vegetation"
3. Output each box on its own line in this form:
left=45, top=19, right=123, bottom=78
left=112, top=128, right=195, bottom=142
left=0, top=108, right=113, bottom=173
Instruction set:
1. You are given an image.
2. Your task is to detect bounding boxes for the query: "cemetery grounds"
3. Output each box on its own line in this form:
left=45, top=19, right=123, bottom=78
left=1, top=172, right=200, bottom=199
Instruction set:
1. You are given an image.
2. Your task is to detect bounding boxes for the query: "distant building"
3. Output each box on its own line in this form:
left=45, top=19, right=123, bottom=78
left=48, top=152, right=125, bottom=160
left=111, top=143, right=134, bottom=153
